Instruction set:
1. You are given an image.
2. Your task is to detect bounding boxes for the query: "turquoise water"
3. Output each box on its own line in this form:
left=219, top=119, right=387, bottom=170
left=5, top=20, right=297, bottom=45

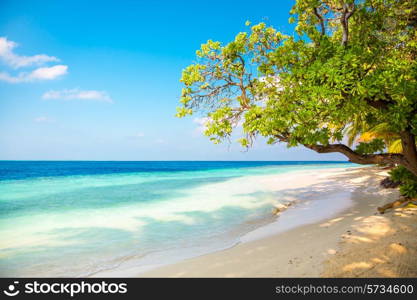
left=0, top=161, right=356, bottom=277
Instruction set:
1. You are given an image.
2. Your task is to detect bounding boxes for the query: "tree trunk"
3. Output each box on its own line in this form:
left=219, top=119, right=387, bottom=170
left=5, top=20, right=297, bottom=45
left=303, top=142, right=417, bottom=176
left=400, top=130, right=417, bottom=176
left=275, top=132, right=417, bottom=176
left=304, top=143, right=405, bottom=165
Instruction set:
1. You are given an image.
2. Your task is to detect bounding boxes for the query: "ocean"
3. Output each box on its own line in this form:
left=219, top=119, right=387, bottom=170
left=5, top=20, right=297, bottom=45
left=0, top=161, right=356, bottom=277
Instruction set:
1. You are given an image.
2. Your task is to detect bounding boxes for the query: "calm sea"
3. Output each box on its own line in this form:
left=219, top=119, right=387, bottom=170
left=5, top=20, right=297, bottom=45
left=0, top=161, right=355, bottom=277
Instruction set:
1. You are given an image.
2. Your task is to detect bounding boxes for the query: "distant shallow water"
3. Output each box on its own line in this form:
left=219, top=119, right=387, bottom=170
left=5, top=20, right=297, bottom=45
left=0, top=161, right=356, bottom=277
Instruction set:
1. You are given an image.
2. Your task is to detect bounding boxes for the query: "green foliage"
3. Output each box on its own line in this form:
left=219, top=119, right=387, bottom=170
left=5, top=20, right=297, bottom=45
left=177, top=0, right=417, bottom=161
left=389, top=165, right=417, bottom=183
left=389, top=166, right=417, bottom=198
left=355, top=139, right=385, bottom=155
left=399, top=183, right=417, bottom=199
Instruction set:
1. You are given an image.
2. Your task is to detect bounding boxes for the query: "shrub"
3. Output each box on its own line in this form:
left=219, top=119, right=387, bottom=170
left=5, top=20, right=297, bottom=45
left=389, top=166, right=417, bottom=198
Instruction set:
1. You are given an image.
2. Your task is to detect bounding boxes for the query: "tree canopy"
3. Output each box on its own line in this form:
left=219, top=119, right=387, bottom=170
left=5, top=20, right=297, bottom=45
left=176, top=0, right=417, bottom=177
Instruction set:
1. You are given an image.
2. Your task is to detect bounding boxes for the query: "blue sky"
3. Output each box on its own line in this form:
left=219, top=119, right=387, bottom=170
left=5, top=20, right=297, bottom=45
left=0, top=0, right=346, bottom=161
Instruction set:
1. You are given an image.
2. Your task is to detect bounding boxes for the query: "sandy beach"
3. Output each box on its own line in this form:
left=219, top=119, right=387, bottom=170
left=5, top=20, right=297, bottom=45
left=138, top=167, right=416, bottom=278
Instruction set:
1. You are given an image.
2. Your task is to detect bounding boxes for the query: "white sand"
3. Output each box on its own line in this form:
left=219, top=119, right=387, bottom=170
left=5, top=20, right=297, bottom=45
left=93, top=166, right=407, bottom=277
left=322, top=206, right=417, bottom=277
left=139, top=167, right=400, bottom=277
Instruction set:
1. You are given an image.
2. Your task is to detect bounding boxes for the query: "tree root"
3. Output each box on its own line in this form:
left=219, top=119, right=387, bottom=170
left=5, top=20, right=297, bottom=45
left=377, top=197, right=413, bottom=214
left=380, top=177, right=401, bottom=189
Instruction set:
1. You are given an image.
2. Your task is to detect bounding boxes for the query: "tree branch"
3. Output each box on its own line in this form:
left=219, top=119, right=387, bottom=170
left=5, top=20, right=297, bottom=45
left=303, top=143, right=406, bottom=166
left=340, top=3, right=355, bottom=46
left=313, top=7, right=326, bottom=35
left=272, top=132, right=406, bottom=166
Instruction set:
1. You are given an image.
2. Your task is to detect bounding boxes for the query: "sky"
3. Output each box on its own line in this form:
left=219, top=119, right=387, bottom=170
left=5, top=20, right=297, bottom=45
left=0, top=0, right=347, bottom=161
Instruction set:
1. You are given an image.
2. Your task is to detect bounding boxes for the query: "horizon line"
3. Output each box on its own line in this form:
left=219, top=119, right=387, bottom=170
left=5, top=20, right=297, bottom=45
left=0, top=159, right=351, bottom=162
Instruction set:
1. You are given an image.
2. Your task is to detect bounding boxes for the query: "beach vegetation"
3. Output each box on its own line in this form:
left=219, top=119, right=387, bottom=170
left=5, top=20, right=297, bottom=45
left=177, top=0, right=417, bottom=177
left=389, top=165, right=417, bottom=198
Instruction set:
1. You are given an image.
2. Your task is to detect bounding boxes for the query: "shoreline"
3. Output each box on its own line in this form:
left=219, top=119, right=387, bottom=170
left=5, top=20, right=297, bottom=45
left=92, top=166, right=403, bottom=277
left=0, top=163, right=361, bottom=277
left=139, top=167, right=400, bottom=277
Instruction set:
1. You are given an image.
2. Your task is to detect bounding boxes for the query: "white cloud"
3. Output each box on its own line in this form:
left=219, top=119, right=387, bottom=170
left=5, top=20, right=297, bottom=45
left=193, top=116, right=243, bottom=137
left=42, top=88, right=113, bottom=103
left=29, top=65, right=68, bottom=80
left=0, top=37, right=68, bottom=83
left=193, top=117, right=210, bottom=133
left=0, top=37, right=59, bottom=69
left=0, top=72, right=21, bottom=83
left=0, top=65, right=68, bottom=83
left=34, top=116, right=54, bottom=123
left=133, top=132, right=145, bottom=138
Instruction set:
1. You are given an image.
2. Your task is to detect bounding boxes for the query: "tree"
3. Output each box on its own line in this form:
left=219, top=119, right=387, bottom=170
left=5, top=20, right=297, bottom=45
left=176, top=0, right=417, bottom=177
